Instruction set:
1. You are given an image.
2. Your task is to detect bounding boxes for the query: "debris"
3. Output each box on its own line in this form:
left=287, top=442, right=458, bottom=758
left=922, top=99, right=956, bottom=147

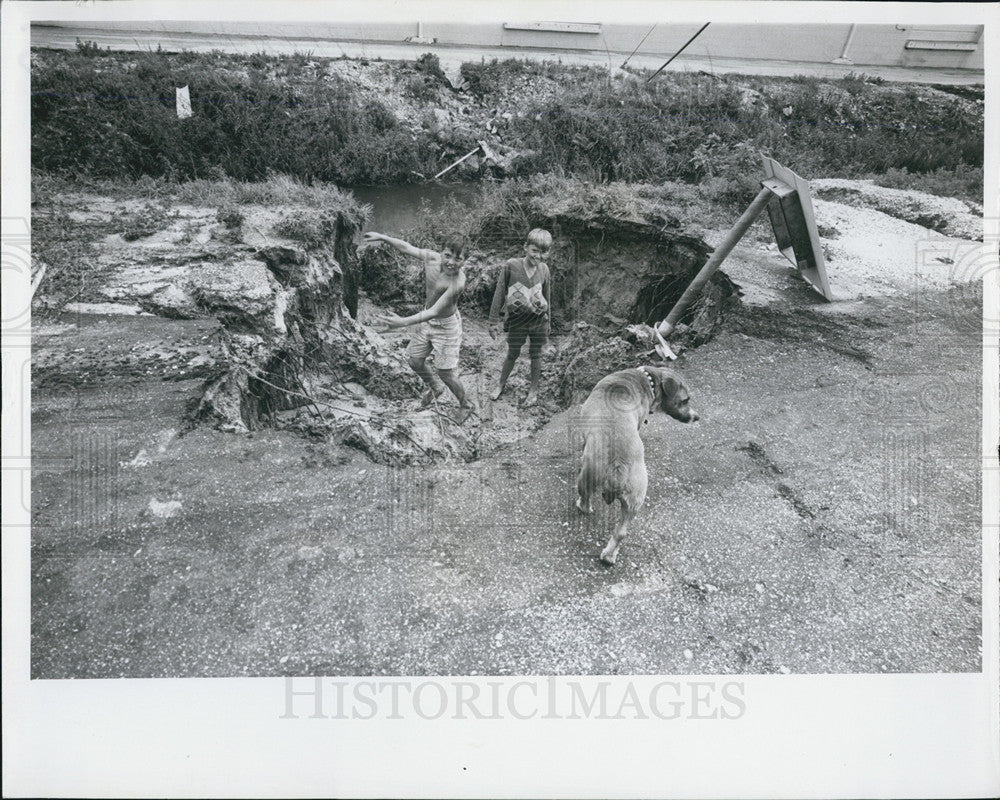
left=433, top=144, right=483, bottom=180
left=147, top=498, right=182, bottom=518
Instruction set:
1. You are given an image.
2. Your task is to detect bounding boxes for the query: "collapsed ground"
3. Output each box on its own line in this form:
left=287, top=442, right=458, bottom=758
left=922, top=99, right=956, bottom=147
left=28, top=49, right=984, bottom=677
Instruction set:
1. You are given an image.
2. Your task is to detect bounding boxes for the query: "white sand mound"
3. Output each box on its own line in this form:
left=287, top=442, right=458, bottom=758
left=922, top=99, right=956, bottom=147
left=723, top=183, right=987, bottom=306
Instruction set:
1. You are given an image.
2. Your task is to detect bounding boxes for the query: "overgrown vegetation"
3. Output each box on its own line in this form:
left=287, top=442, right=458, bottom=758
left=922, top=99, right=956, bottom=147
left=497, top=68, right=982, bottom=201
left=32, top=169, right=370, bottom=221
left=31, top=47, right=983, bottom=203
left=32, top=47, right=436, bottom=184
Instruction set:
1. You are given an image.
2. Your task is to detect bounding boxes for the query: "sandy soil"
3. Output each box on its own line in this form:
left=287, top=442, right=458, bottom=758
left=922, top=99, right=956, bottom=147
left=29, top=182, right=983, bottom=677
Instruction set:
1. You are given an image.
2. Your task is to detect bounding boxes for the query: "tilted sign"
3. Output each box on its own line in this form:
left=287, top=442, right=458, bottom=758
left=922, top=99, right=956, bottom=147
left=761, top=156, right=833, bottom=300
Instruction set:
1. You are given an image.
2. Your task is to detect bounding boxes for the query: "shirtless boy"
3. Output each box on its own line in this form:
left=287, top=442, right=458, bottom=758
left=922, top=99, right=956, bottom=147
left=364, top=231, right=475, bottom=419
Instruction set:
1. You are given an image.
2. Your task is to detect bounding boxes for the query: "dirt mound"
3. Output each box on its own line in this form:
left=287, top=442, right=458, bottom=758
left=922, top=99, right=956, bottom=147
left=812, top=178, right=983, bottom=241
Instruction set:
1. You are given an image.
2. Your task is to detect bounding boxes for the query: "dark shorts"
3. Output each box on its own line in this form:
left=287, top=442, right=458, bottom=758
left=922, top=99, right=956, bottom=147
left=505, top=312, right=548, bottom=358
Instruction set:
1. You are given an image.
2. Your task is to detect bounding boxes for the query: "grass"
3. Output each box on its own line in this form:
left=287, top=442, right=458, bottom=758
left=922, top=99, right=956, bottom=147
left=32, top=169, right=370, bottom=222
left=500, top=70, right=981, bottom=193
left=31, top=48, right=983, bottom=204
left=32, top=47, right=437, bottom=185
left=865, top=165, right=983, bottom=205
left=405, top=174, right=719, bottom=253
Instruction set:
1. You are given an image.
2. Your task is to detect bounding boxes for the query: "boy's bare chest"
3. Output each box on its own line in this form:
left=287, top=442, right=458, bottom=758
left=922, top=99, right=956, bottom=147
left=425, top=272, right=462, bottom=301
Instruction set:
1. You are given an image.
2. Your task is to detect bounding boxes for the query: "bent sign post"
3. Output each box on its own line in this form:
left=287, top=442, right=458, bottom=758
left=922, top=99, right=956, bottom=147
left=655, top=155, right=833, bottom=355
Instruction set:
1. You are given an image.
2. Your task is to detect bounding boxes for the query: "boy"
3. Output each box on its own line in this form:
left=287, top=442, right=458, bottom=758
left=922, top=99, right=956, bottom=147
left=363, top=231, right=475, bottom=420
left=489, top=228, right=553, bottom=407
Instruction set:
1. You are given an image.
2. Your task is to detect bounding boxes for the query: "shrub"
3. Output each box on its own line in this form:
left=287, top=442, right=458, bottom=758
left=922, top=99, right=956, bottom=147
left=414, top=52, right=445, bottom=81
left=403, top=74, right=438, bottom=103
left=31, top=48, right=440, bottom=185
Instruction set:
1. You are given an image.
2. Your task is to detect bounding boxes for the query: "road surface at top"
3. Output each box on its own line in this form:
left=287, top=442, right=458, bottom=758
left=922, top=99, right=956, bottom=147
left=31, top=24, right=985, bottom=86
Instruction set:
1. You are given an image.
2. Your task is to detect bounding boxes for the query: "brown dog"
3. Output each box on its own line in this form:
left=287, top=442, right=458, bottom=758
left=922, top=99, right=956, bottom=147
left=575, top=366, right=698, bottom=565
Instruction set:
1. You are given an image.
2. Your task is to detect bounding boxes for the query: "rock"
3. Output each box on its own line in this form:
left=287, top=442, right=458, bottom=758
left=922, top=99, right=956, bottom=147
left=144, top=283, right=199, bottom=319
left=442, top=63, right=466, bottom=89
left=190, top=260, right=280, bottom=330
left=64, top=302, right=144, bottom=316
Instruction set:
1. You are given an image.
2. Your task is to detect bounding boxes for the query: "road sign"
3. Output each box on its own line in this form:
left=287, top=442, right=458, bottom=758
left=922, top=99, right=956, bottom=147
left=762, top=156, right=833, bottom=300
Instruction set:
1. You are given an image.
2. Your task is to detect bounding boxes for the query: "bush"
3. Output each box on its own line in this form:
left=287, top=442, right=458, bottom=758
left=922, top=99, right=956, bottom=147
left=414, top=52, right=445, bottom=81
left=403, top=74, right=438, bottom=103
left=497, top=68, right=982, bottom=193
left=31, top=48, right=440, bottom=185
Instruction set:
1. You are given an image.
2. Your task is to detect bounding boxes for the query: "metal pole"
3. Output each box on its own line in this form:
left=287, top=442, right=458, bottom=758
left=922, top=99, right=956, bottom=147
left=832, top=23, right=857, bottom=65
left=646, top=22, right=710, bottom=83
left=621, top=23, right=657, bottom=69
left=432, top=145, right=482, bottom=180
left=657, top=185, right=774, bottom=337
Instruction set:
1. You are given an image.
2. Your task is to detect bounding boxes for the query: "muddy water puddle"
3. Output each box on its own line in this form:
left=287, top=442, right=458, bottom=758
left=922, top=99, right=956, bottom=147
left=350, top=182, right=478, bottom=239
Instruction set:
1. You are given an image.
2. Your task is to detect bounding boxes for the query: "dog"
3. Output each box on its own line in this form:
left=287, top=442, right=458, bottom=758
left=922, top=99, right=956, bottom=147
left=574, top=366, right=698, bottom=565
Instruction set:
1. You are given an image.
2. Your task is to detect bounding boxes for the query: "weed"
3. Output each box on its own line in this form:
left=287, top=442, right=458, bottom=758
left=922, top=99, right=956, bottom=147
left=74, top=39, right=106, bottom=57
left=117, top=203, right=175, bottom=241
left=403, top=74, right=439, bottom=103
left=31, top=49, right=982, bottom=200
left=414, top=52, right=445, bottom=81
left=32, top=48, right=439, bottom=185
left=865, top=164, right=983, bottom=204
left=272, top=209, right=344, bottom=248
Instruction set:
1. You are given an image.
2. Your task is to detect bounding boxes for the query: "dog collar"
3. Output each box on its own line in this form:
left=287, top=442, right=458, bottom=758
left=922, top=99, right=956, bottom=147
left=636, top=367, right=656, bottom=404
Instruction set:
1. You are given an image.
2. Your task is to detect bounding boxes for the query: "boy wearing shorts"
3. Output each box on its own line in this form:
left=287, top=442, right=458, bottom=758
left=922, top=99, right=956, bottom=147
left=364, top=231, right=475, bottom=420
left=489, top=228, right=553, bottom=407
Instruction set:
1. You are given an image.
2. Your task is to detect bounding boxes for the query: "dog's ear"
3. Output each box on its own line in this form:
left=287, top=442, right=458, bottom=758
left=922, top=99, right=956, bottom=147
left=652, top=368, right=697, bottom=422
left=655, top=370, right=683, bottom=414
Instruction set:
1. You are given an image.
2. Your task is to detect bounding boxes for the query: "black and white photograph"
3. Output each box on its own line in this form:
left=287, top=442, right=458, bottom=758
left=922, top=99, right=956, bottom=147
left=3, top=1, right=998, bottom=797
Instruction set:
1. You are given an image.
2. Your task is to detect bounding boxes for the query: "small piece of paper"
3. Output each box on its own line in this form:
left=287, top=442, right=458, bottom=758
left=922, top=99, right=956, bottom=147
left=176, top=85, right=192, bottom=119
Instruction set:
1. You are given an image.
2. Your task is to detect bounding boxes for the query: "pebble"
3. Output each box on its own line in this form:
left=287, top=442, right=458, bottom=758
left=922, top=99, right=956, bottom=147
left=297, top=545, right=323, bottom=561
left=683, top=649, right=693, bottom=660
left=147, top=498, right=182, bottom=518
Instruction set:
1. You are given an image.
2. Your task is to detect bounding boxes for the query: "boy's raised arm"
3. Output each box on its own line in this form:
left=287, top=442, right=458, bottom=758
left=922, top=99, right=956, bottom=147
left=363, top=231, right=432, bottom=260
